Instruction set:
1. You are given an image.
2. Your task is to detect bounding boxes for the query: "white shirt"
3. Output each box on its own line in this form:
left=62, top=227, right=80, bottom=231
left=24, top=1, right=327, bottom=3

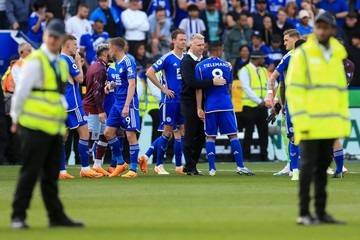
left=317, top=41, right=332, bottom=62
left=0, top=0, right=6, bottom=11
left=65, top=16, right=92, bottom=47
left=10, top=44, right=61, bottom=124
left=121, top=9, right=150, bottom=41
left=10, top=58, right=23, bottom=87
left=147, top=77, right=161, bottom=101
left=179, top=18, right=206, bottom=43
left=239, top=62, right=264, bottom=105
left=188, top=51, right=203, bottom=61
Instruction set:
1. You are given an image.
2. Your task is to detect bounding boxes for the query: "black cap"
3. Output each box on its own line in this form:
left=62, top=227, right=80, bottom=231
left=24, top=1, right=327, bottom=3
left=45, top=19, right=65, bottom=37
left=256, top=0, right=266, bottom=3
left=315, top=11, right=336, bottom=27
left=251, top=30, right=262, bottom=39
left=250, top=50, right=267, bottom=58
left=9, top=54, right=19, bottom=64
left=206, top=0, right=216, bottom=4
left=271, top=34, right=282, bottom=43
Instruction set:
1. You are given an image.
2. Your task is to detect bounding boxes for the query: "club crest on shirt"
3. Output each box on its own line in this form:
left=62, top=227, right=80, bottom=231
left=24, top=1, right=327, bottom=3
left=166, top=117, right=171, bottom=122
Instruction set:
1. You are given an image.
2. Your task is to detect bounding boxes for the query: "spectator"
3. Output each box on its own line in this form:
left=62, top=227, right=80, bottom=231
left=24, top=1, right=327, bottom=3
left=6, top=0, right=31, bottom=32
left=134, top=42, right=148, bottom=81
left=27, top=0, right=47, bottom=47
left=267, top=0, right=286, bottom=16
left=301, top=0, right=324, bottom=26
left=11, top=43, right=32, bottom=87
left=232, top=44, right=250, bottom=80
left=261, top=15, right=273, bottom=46
left=199, top=0, right=224, bottom=42
left=69, top=0, right=98, bottom=17
left=80, top=20, right=109, bottom=67
left=343, top=11, right=359, bottom=44
left=226, top=0, right=250, bottom=29
left=225, top=12, right=252, bottom=62
left=273, top=7, right=293, bottom=37
left=285, top=1, right=299, bottom=28
left=348, top=30, right=360, bottom=86
left=90, top=0, right=120, bottom=38
left=268, top=34, right=283, bottom=67
left=296, top=9, right=313, bottom=39
left=249, top=31, right=274, bottom=71
left=45, top=0, right=63, bottom=19
left=121, top=0, right=150, bottom=55
left=0, top=0, right=7, bottom=29
left=174, top=0, right=206, bottom=28
left=149, top=6, right=172, bottom=57
left=143, top=0, right=173, bottom=18
left=317, top=0, right=349, bottom=27
left=65, top=3, right=92, bottom=47
left=179, top=4, right=206, bottom=43
left=239, top=50, right=269, bottom=161
left=250, top=0, right=274, bottom=32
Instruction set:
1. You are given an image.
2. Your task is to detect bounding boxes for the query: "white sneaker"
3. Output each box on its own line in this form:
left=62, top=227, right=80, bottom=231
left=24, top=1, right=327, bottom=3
left=236, top=167, right=255, bottom=176
left=326, top=167, right=335, bottom=175
left=289, top=171, right=293, bottom=177
left=154, top=164, right=170, bottom=175
left=209, top=169, right=216, bottom=176
left=273, top=163, right=290, bottom=176
left=342, top=166, right=348, bottom=173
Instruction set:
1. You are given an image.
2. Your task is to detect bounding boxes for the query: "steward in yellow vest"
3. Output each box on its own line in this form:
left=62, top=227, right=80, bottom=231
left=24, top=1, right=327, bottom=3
left=9, top=19, right=84, bottom=229
left=286, top=12, right=351, bottom=225
left=239, top=50, right=269, bottom=161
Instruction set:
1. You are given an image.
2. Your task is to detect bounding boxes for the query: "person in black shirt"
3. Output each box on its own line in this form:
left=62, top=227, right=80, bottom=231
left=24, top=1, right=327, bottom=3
left=180, top=33, right=226, bottom=175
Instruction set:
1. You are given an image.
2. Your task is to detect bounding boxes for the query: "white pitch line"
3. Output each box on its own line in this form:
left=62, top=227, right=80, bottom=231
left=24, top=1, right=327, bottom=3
left=197, top=169, right=360, bottom=174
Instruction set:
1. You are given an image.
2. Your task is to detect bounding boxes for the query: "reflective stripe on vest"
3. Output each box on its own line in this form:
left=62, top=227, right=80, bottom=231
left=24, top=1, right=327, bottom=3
left=241, top=65, right=268, bottom=107
left=18, top=50, right=68, bottom=135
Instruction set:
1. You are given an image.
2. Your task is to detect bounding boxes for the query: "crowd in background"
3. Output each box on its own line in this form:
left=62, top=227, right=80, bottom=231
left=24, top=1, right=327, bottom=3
left=1, top=0, right=360, bottom=165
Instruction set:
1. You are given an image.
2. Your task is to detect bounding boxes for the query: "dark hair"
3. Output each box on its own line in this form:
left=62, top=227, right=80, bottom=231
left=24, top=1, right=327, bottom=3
left=294, top=39, right=306, bottom=48
left=283, top=29, right=300, bottom=39
left=238, top=12, right=248, bottom=20
left=171, top=29, right=186, bottom=40
left=155, top=6, right=165, bottom=13
left=277, top=7, right=286, bottom=14
left=134, top=42, right=146, bottom=57
left=63, top=34, right=77, bottom=46
left=78, top=3, right=89, bottom=9
left=109, top=37, right=126, bottom=50
left=187, top=4, right=199, bottom=12
left=347, top=11, right=358, bottom=19
left=351, top=30, right=360, bottom=39
left=238, top=44, right=250, bottom=52
left=208, top=41, right=223, bottom=52
left=33, top=0, right=46, bottom=11
left=94, top=19, right=104, bottom=24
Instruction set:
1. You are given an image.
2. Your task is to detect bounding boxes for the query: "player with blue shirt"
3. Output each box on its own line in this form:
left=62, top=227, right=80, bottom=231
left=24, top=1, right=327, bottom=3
left=80, top=19, right=109, bottom=67
left=104, top=37, right=141, bottom=178
left=195, top=41, right=255, bottom=176
left=140, top=29, right=187, bottom=175
left=59, top=34, right=103, bottom=179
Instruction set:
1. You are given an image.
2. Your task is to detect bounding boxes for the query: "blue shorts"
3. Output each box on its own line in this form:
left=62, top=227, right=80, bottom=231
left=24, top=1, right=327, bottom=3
left=86, top=113, right=106, bottom=140
left=106, top=104, right=140, bottom=132
left=66, top=107, right=87, bottom=129
left=285, top=103, right=294, bottom=138
left=205, top=111, right=238, bottom=136
left=159, top=102, right=184, bottom=129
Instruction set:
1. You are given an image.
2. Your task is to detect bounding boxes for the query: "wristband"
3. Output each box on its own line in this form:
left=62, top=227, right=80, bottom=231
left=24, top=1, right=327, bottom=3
left=267, top=90, right=273, bottom=94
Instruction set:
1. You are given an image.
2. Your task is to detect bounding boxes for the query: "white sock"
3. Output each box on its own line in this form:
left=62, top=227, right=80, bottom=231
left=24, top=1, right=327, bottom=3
left=81, top=166, right=91, bottom=172
left=175, top=166, right=183, bottom=170
left=93, top=159, right=102, bottom=168
left=60, top=170, right=67, bottom=174
left=293, top=169, right=299, bottom=172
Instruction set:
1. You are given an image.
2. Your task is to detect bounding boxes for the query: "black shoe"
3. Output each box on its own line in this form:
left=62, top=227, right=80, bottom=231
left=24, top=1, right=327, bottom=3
left=296, top=215, right=319, bottom=226
left=49, top=217, right=84, bottom=228
left=316, top=214, right=346, bottom=224
left=331, top=172, right=343, bottom=178
left=10, top=218, right=29, bottom=229
left=187, top=169, right=204, bottom=176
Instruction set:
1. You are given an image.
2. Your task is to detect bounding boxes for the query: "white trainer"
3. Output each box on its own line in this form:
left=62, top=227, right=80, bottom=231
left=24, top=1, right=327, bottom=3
left=326, top=167, right=335, bottom=175
left=154, top=164, right=170, bottom=175
left=342, top=166, right=348, bottom=173
left=273, top=163, right=290, bottom=176
left=209, top=169, right=216, bottom=176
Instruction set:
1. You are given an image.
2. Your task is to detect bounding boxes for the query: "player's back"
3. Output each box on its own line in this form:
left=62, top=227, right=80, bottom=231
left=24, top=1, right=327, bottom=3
left=195, top=57, right=233, bottom=113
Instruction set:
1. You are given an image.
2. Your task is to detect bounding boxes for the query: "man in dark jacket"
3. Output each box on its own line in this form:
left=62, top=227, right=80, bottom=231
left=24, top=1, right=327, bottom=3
left=199, top=0, right=224, bottom=43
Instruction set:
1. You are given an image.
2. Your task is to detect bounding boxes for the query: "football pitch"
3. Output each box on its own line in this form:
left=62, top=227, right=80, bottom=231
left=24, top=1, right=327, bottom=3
left=0, top=162, right=359, bottom=240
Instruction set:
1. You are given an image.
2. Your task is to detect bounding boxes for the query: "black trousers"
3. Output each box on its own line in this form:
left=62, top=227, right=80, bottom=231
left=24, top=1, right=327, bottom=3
left=241, top=106, right=268, bottom=160
left=148, top=109, right=161, bottom=161
left=65, top=129, right=80, bottom=164
left=299, top=139, right=334, bottom=218
left=181, top=99, right=205, bottom=172
left=0, top=115, right=6, bottom=164
left=11, top=127, right=66, bottom=221
left=5, top=115, right=20, bottom=165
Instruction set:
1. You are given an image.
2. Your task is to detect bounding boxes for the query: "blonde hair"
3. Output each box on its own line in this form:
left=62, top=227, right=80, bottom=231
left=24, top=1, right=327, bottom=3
left=189, top=33, right=205, bottom=42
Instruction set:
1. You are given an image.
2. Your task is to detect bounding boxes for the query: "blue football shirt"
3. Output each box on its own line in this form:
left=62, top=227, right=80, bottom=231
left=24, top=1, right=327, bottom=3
left=195, top=57, right=233, bottom=113
left=275, top=49, right=294, bottom=82
left=80, top=32, right=109, bottom=65
left=114, top=55, right=138, bottom=108
left=151, top=51, right=184, bottom=104
left=59, top=53, right=82, bottom=111
left=104, top=62, right=116, bottom=115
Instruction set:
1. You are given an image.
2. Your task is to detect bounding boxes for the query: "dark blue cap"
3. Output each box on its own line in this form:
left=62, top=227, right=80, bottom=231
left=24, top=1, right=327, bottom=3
left=45, top=19, right=65, bottom=37
left=250, top=50, right=267, bottom=58
left=315, top=11, right=337, bottom=27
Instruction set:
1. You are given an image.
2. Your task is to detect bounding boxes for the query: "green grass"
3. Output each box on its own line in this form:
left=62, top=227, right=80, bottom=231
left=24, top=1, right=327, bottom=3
left=0, top=162, right=359, bottom=240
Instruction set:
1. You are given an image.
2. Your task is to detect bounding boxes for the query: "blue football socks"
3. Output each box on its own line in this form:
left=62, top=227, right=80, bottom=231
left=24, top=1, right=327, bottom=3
left=334, top=149, right=344, bottom=174
left=230, top=138, right=244, bottom=168
left=129, top=144, right=140, bottom=172
left=156, top=134, right=170, bottom=166
left=206, top=139, right=216, bottom=170
left=78, top=138, right=89, bottom=168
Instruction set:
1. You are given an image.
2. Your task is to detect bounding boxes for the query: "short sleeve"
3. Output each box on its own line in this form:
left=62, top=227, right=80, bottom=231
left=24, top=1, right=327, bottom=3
left=152, top=55, right=167, bottom=72
left=125, top=59, right=136, bottom=80
left=29, top=15, right=38, bottom=31
left=195, top=64, right=202, bottom=80
left=68, top=58, right=80, bottom=78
